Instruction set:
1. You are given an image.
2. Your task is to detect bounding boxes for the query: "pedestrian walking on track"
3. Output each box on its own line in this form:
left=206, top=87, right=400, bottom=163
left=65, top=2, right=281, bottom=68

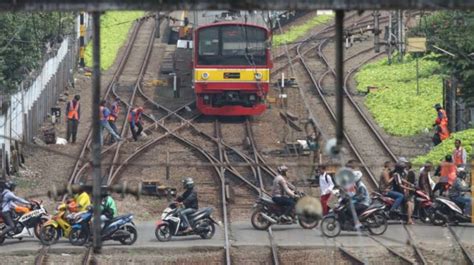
left=108, top=96, right=121, bottom=144
left=128, top=107, right=144, bottom=141
left=100, top=100, right=122, bottom=145
left=66, top=95, right=80, bottom=144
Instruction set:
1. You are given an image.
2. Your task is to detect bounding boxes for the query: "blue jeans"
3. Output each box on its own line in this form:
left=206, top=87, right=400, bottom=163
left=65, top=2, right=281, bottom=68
left=451, top=196, right=471, bottom=215
left=272, top=196, right=295, bottom=216
left=386, top=191, right=404, bottom=211
left=100, top=121, right=121, bottom=145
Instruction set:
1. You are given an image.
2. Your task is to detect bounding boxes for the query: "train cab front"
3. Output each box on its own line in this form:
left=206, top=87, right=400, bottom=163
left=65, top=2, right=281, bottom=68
left=193, top=22, right=272, bottom=116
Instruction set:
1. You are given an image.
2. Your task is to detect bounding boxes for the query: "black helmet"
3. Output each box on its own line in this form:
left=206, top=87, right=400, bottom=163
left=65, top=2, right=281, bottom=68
left=4, top=180, right=16, bottom=191
left=182, top=177, right=194, bottom=190
left=100, top=185, right=110, bottom=198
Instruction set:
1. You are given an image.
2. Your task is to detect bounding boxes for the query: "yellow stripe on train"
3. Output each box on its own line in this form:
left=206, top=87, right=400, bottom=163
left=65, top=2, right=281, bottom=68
left=194, top=69, right=270, bottom=82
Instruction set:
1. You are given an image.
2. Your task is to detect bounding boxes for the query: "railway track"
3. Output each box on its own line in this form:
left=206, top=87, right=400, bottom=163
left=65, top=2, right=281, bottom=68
left=34, top=246, right=49, bottom=265
left=447, top=225, right=474, bottom=264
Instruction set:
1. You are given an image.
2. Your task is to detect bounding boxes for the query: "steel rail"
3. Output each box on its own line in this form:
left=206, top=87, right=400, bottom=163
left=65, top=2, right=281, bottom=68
left=67, top=20, right=144, bottom=185
left=267, top=227, right=280, bottom=265
left=81, top=246, right=94, bottom=265
left=367, top=234, right=416, bottom=265
left=107, top=19, right=157, bottom=180
left=338, top=247, right=366, bottom=265
left=402, top=224, right=428, bottom=265
left=447, top=225, right=474, bottom=264
left=34, top=246, right=50, bottom=265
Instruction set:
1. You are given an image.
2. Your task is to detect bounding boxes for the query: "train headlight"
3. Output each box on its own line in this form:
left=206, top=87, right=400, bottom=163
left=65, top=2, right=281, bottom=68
left=249, top=95, right=256, bottom=101
left=254, top=72, right=263, bottom=80
left=201, top=72, right=209, bottom=80
left=204, top=95, right=209, bottom=100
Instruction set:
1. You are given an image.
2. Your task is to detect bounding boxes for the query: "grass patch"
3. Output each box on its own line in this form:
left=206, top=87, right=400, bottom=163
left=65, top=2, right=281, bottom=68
left=85, top=11, right=144, bottom=70
left=355, top=55, right=443, bottom=136
left=273, top=14, right=333, bottom=47
left=412, top=129, right=474, bottom=166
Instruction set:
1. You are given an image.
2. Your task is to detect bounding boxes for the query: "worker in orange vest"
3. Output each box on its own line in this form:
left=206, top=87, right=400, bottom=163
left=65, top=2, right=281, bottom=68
left=433, top=155, right=457, bottom=196
left=452, top=139, right=467, bottom=167
left=100, top=100, right=122, bottom=146
left=128, top=107, right=144, bottom=141
left=66, top=95, right=80, bottom=144
left=108, top=96, right=121, bottom=144
left=434, top=103, right=450, bottom=141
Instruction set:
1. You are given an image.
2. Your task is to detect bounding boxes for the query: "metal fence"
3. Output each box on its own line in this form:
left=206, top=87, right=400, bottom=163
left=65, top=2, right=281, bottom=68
left=0, top=37, right=76, bottom=158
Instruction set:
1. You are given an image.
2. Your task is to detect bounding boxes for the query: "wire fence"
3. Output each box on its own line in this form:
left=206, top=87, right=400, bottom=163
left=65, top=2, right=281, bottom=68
left=0, top=36, right=77, bottom=160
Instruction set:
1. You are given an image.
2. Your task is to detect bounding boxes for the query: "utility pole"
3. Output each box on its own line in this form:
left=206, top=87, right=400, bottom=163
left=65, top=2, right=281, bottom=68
left=398, top=10, right=404, bottom=62
left=79, top=12, right=86, bottom=67
left=155, top=12, right=160, bottom=38
left=373, top=11, right=380, bottom=53
left=91, top=11, right=102, bottom=254
left=387, top=12, right=393, bottom=64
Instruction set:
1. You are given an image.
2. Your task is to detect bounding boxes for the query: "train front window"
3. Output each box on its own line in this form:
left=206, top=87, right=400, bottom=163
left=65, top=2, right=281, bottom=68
left=198, top=25, right=267, bottom=66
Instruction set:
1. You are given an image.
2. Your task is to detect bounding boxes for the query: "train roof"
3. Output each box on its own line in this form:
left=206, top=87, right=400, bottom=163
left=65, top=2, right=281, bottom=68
left=195, top=21, right=269, bottom=32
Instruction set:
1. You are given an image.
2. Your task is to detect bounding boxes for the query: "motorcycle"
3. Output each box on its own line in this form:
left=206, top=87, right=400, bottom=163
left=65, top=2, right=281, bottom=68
left=155, top=202, right=218, bottom=242
left=68, top=208, right=137, bottom=246
left=39, top=202, right=82, bottom=245
left=430, top=196, right=471, bottom=225
left=320, top=190, right=387, bottom=237
left=251, top=192, right=319, bottom=230
left=0, top=200, right=49, bottom=244
left=371, top=189, right=433, bottom=223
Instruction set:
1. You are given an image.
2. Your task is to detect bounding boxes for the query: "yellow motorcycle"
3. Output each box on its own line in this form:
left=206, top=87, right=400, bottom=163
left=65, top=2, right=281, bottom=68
left=39, top=202, right=80, bottom=245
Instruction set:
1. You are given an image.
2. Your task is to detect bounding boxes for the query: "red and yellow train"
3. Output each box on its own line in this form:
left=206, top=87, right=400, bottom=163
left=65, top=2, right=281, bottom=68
left=193, top=22, right=272, bottom=116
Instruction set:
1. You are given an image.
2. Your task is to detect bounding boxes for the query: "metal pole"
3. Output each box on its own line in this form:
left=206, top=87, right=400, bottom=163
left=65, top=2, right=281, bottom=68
left=398, top=10, right=403, bottom=62
left=91, top=11, right=102, bottom=253
left=155, top=12, right=160, bottom=38
left=335, top=10, right=345, bottom=150
left=416, top=55, right=419, bottom=95
left=388, top=12, right=392, bottom=64
left=79, top=12, right=86, bottom=67
left=373, top=11, right=380, bottom=53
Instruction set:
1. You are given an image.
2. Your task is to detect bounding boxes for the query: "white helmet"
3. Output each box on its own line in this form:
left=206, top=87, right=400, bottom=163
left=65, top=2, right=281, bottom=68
left=277, top=165, right=288, bottom=174
left=354, top=171, right=363, bottom=182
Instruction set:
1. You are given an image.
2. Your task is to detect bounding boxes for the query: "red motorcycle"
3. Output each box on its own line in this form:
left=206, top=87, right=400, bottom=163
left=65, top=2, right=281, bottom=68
left=371, top=189, right=433, bottom=223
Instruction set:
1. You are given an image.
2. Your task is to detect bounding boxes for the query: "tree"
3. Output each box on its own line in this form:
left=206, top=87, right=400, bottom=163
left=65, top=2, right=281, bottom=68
left=412, top=11, right=474, bottom=103
left=0, top=12, right=75, bottom=94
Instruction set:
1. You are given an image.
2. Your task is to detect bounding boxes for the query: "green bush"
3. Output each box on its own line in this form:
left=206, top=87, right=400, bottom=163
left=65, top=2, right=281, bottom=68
left=355, top=55, right=443, bottom=136
left=412, top=129, right=474, bottom=166
left=85, top=11, right=144, bottom=70
left=273, top=14, right=333, bottom=47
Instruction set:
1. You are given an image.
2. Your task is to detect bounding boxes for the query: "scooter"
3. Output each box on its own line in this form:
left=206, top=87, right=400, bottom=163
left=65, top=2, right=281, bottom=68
left=68, top=208, right=137, bottom=246
left=39, top=202, right=83, bottom=245
left=155, top=202, right=218, bottom=242
left=371, top=189, right=433, bottom=223
left=250, top=192, right=319, bottom=230
left=430, top=196, right=471, bottom=225
left=0, top=200, right=49, bottom=244
left=320, top=190, right=387, bottom=237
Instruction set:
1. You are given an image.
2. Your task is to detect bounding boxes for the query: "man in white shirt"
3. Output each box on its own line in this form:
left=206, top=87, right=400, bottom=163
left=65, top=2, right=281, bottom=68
left=318, top=165, right=334, bottom=215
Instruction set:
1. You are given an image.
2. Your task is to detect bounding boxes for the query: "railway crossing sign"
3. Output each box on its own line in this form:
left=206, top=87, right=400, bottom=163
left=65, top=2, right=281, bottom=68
left=407, top=37, right=427, bottom=53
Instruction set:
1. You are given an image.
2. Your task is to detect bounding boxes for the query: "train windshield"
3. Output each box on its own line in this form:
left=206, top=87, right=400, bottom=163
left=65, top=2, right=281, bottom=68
left=198, top=25, right=267, bottom=66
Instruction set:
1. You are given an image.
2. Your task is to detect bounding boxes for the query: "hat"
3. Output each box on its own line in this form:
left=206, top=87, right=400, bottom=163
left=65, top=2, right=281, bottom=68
left=434, top=103, right=442, bottom=110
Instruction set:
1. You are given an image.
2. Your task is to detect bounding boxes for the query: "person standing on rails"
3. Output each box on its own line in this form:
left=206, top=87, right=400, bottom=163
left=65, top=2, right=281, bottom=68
left=100, top=100, right=122, bottom=146
left=453, top=139, right=467, bottom=167
left=66, top=95, right=81, bottom=144
left=434, top=103, right=450, bottom=142
left=318, top=165, right=334, bottom=216
left=404, top=162, right=416, bottom=225
left=128, top=107, right=144, bottom=141
left=108, top=96, right=121, bottom=144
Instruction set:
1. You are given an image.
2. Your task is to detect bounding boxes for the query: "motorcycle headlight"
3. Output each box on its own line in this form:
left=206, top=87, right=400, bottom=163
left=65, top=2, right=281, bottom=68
left=201, top=72, right=209, bottom=80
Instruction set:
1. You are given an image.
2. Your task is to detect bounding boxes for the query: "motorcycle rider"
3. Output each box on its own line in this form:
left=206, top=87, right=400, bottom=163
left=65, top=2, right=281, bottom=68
left=272, top=165, right=297, bottom=221
left=74, top=183, right=91, bottom=212
left=449, top=168, right=471, bottom=215
left=100, top=188, right=118, bottom=227
left=176, top=177, right=198, bottom=233
left=0, top=180, right=30, bottom=237
left=379, top=161, right=404, bottom=214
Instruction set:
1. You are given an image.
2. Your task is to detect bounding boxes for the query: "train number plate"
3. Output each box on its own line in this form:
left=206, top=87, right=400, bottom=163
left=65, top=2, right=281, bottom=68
left=224, top=73, right=240, bottom=79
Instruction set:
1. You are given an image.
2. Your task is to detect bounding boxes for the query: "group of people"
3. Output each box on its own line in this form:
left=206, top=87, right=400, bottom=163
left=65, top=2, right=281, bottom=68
left=65, top=94, right=145, bottom=145
left=0, top=180, right=119, bottom=238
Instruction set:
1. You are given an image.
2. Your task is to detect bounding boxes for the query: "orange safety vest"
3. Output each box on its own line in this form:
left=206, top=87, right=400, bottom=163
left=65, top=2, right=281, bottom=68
left=437, top=109, right=450, bottom=140
left=108, top=102, right=120, bottom=121
left=440, top=162, right=457, bottom=185
left=128, top=108, right=141, bottom=123
left=67, top=100, right=79, bottom=120
left=453, top=147, right=465, bottom=166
